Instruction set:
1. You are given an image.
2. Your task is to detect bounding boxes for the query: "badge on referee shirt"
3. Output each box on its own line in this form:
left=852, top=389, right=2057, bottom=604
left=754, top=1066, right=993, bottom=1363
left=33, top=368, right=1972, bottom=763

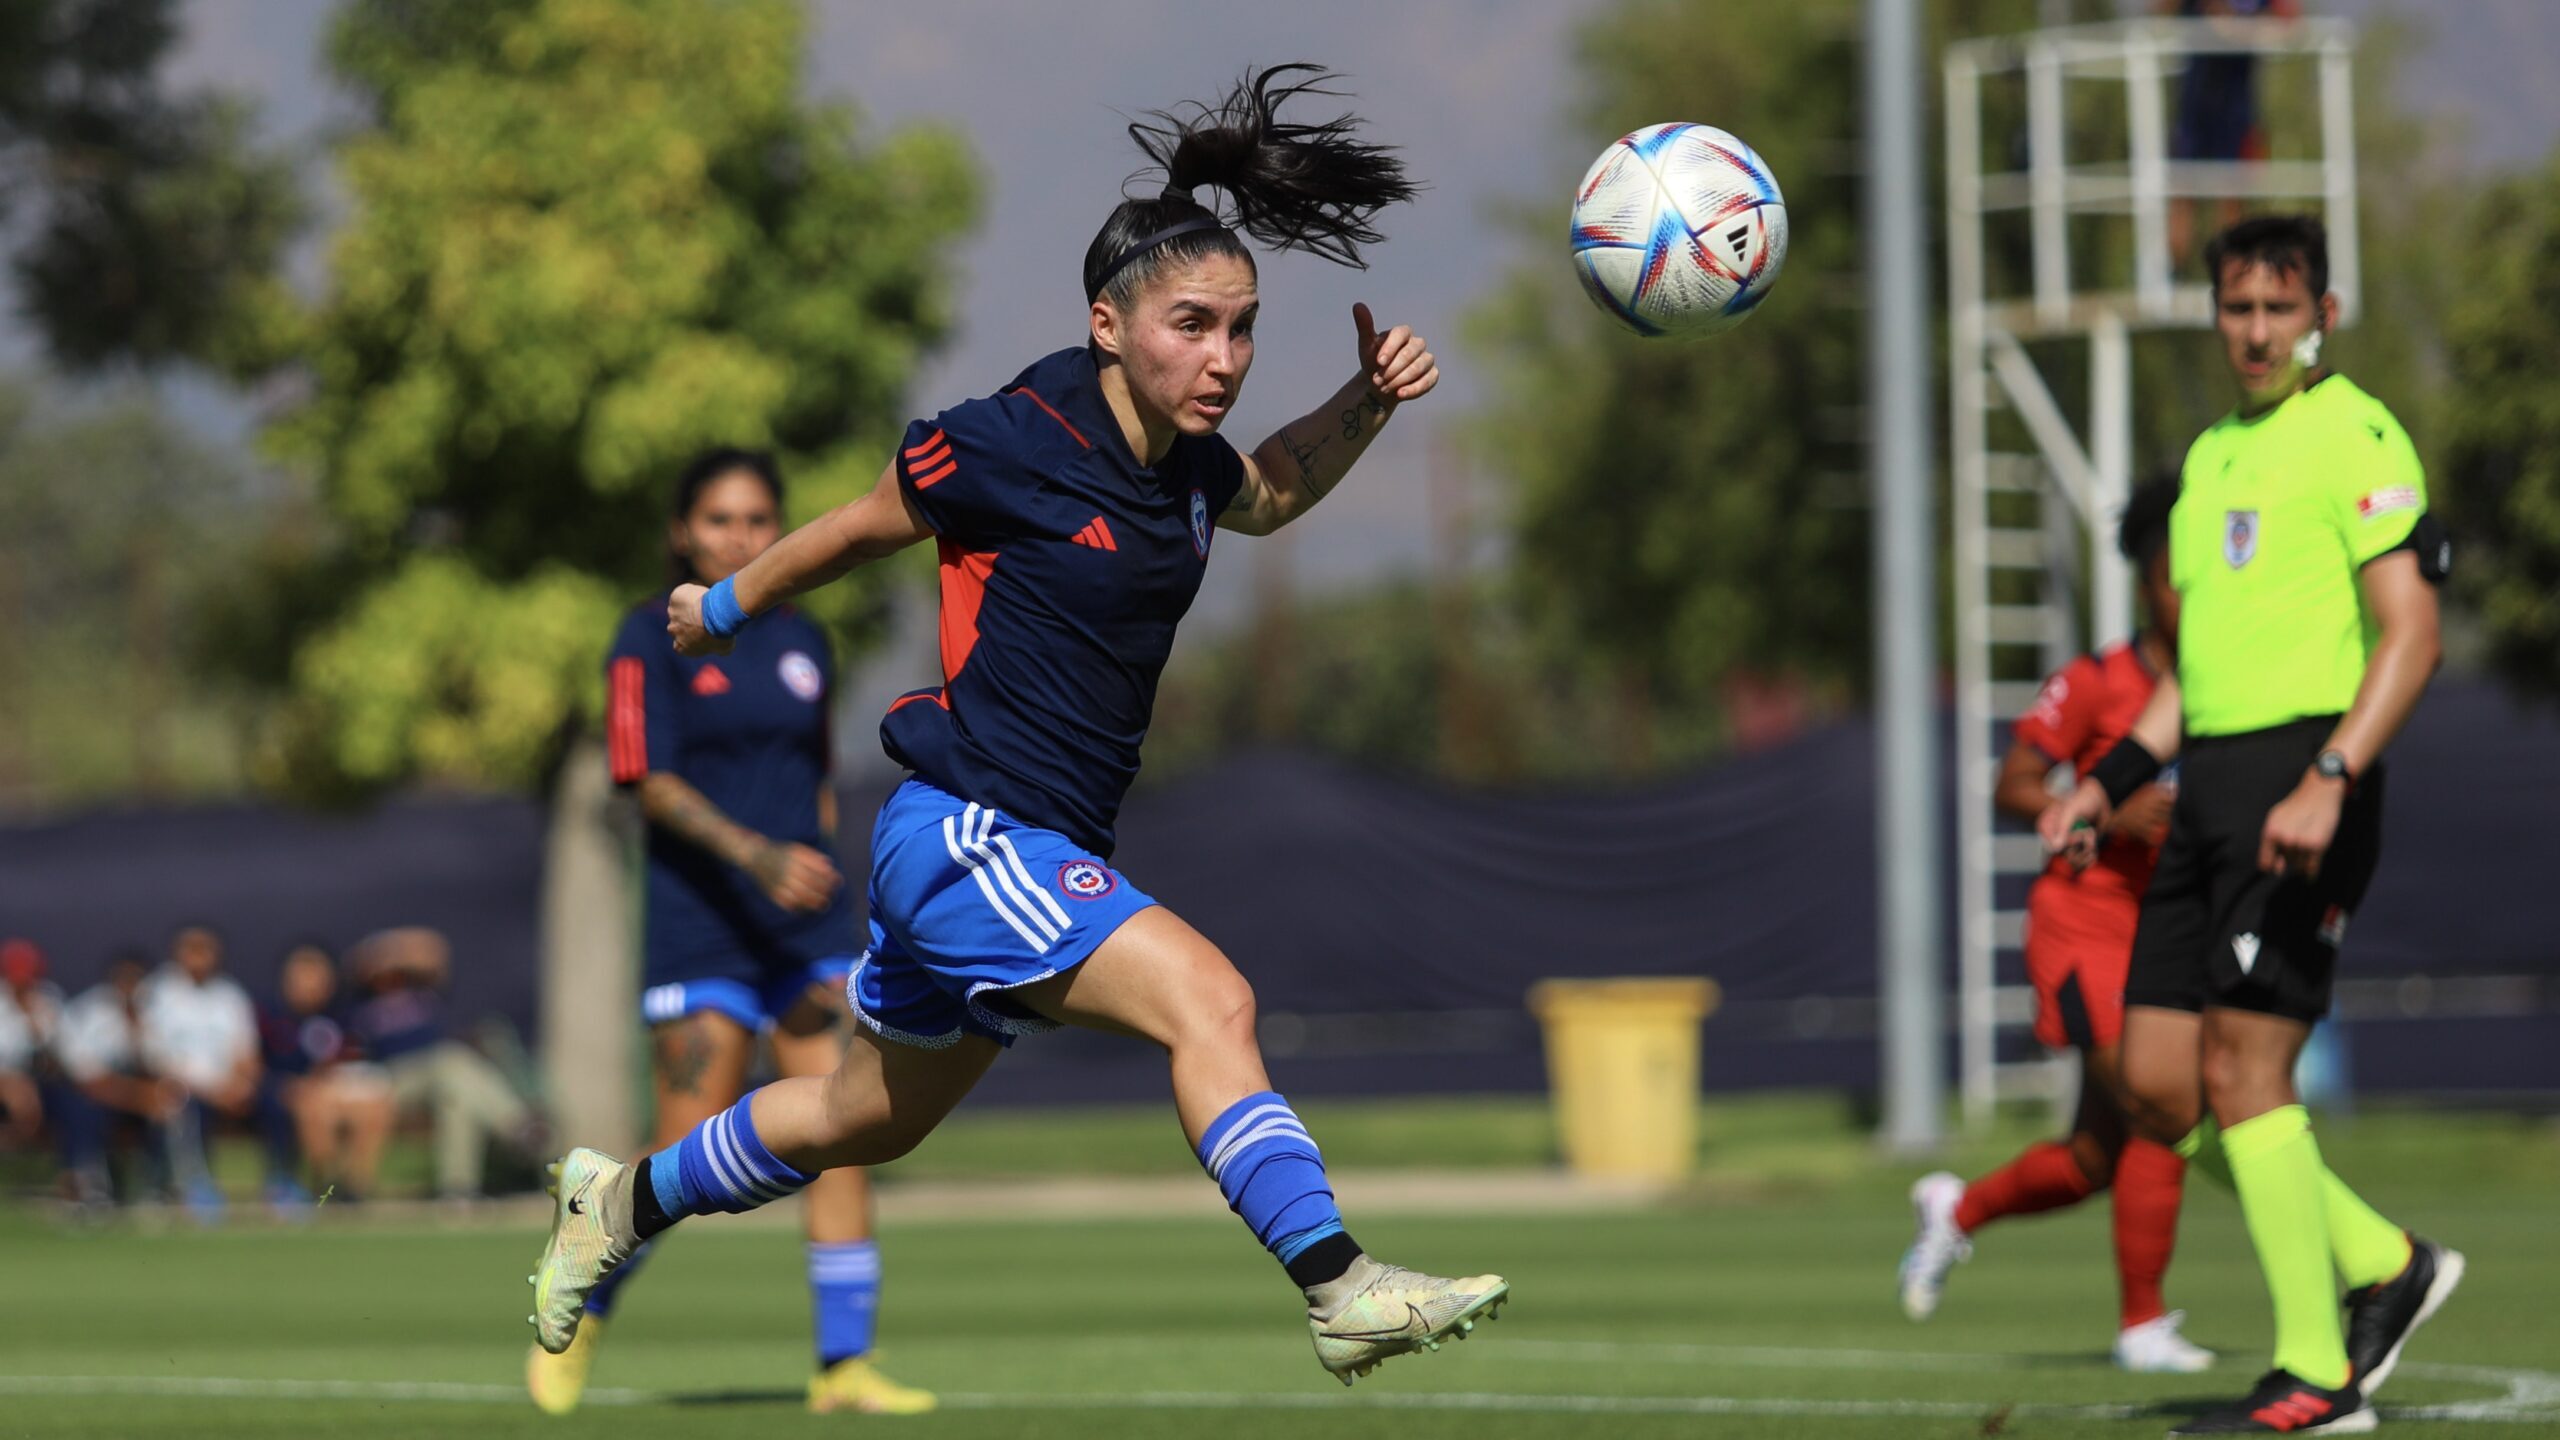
left=2223, top=509, right=2258, bottom=569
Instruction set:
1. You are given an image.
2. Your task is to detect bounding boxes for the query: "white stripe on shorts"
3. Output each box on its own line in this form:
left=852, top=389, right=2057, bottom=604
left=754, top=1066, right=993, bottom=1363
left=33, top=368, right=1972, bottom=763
left=989, top=829, right=1072, bottom=931
left=962, top=806, right=1062, bottom=945
left=944, top=811, right=1051, bottom=954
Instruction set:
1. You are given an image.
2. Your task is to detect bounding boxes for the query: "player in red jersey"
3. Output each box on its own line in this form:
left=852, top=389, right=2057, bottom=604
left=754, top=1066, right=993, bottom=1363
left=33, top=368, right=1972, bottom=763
left=1900, top=478, right=2214, bottom=1373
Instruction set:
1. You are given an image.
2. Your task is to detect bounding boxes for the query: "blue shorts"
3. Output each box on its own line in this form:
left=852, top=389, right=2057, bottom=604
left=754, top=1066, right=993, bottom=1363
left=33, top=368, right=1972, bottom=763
left=640, top=957, right=856, bottom=1032
left=848, top=776, right=1156, bottom=1050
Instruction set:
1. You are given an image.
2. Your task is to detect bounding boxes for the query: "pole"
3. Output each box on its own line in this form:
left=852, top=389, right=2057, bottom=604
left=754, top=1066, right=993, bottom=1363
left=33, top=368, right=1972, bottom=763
left=1867, top=0, right=1943, bottom=1152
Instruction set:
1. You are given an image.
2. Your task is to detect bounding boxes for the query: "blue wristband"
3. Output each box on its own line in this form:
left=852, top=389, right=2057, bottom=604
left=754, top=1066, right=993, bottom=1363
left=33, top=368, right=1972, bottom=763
left=700, top=575, right=750, bottom=638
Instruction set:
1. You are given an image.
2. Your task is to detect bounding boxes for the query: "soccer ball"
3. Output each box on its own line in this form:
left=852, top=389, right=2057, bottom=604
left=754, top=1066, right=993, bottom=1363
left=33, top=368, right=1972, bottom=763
left=1569, top=123, right=1788, bottom=338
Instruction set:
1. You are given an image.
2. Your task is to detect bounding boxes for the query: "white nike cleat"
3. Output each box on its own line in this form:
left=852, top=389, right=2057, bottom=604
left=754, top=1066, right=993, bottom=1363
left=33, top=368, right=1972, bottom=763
left=526, top=1148, right=638, bottom=1355
left=1306, top=1255, right=1509, bottom=1385
left=2116, top=1309, right=2217, bottom=1374
left=1898, top=1171, right=1972, bottom=1321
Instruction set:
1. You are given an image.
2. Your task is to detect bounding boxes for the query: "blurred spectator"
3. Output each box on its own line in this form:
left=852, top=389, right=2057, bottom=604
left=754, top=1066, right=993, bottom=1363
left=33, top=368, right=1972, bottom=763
left=0, top=938, right=62, bottom=1149
left=139, top=925, right=263, bottom=1221
left=2163, top=0, right=2302, bottom=265
left=52, top=950, right=184, bottom=1211
left=259, top=942, right=395, bottom=1204
left=346, top=927, right=544, bottom=1199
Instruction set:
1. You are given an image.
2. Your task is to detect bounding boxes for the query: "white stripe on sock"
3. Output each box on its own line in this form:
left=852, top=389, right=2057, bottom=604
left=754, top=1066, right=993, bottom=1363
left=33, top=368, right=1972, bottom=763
left=1208, top=1119, right=1317, bottom=1185
left=1203, top=1103, right=1303, bottom=1178
left=693, top=1111, right=753, bottom=1205
left=716, top=1111, right=793, bottom=1202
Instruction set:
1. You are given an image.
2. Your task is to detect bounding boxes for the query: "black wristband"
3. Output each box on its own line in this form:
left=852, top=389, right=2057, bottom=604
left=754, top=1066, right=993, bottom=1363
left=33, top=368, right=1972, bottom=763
left=2088, top=738, right=2163, bottom=808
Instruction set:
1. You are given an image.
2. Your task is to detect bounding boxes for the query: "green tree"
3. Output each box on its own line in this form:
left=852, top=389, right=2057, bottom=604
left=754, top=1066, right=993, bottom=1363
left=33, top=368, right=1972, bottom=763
left=261, top=0, right=977, bottom=795
left=0, top=380, right=278, bottom=807
left=2440, top=150, right=2560, bottom=700
left=0, top=0, right=302, bottom=371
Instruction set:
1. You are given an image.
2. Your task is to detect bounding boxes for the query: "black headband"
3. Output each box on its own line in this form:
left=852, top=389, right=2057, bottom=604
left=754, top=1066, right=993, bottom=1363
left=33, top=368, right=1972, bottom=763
left=1086, top=215, right=1230, bottom=302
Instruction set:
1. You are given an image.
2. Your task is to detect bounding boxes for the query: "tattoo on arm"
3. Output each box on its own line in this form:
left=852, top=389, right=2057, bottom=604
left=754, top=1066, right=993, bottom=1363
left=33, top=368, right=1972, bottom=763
left=1280, top=429, right=1332, bottom=499
left=642, top=774, right=778, bottom=881
left=1341, top=393, right=1387, bottom=440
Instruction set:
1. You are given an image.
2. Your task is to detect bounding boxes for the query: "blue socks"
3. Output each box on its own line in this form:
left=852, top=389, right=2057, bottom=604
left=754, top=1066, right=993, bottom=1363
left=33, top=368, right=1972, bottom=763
left=809, top=1241, right=882, bottom=1365
left=1196, top=1091, right=1360, bottom=1288
left=638, top=1091, right=816, bottom=1233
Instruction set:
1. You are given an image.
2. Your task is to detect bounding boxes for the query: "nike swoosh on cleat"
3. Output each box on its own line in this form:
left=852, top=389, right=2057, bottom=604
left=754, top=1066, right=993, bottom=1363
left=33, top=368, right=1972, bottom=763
left=1331, top=1303, right=1432, bottom=1342
left=566, top=1177, right=593, bottom=1217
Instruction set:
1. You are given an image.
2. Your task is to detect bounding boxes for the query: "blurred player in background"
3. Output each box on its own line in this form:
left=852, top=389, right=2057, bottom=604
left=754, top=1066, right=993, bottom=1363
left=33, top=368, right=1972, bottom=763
left=2044, top=215, right=2458, bottom=1435
left=528, top=64, right=1508, bottom=1388
left=527, top=452, right=931, bottom=1417
left=1902, top=476, right=2214, bottom=1375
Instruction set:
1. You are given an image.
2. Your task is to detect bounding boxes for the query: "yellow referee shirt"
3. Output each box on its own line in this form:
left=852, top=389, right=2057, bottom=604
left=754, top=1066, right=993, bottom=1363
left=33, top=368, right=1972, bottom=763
left=2171, top=375, right=2426, bottom=738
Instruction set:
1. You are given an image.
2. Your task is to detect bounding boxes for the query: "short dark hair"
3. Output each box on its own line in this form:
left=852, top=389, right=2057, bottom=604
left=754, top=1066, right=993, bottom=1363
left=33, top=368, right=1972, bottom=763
left=666, top=448, right=785, bottom=584
left=2205, top=214, right=2329, bottom=301
left=2117, top=472, right=2181, bottom=568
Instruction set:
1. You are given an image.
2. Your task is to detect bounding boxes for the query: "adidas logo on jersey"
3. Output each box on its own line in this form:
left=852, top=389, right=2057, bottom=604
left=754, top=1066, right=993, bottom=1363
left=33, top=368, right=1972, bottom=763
left=690, top=665, right=731, bottom=697
left=1071, top=517, right=1118, bottom=551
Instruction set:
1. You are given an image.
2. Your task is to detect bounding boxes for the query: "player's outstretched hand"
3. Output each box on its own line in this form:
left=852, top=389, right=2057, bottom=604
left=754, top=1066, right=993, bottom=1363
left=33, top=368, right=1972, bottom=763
left=755, top=841, right=843, bottom=913
left=1355, top=303, right=1437, bottom=407
left=668, top=583, right=734, bottom=657
left=2037, top=779, right=2110, bottom=872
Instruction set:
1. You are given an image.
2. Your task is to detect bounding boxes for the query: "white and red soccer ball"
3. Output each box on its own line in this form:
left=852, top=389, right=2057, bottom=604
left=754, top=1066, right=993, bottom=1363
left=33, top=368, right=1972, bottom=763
left=1570, top=122, right=1789, bottom=338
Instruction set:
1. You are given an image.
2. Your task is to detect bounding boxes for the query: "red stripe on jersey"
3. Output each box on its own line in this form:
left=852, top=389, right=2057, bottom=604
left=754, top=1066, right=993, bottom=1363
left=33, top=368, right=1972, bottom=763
left=1010, top=386, right=1093, bottom=449
left=903, top=429, right=947, bottom=459
left=906, top=440, right=952, bottom=472
left=911, top=458, right=958, bottom=490
left=886, top=688, right=948, bottom=714
left=608, top=657, right=648, bottom=783
left=938, top=542, right=1000, bottom=682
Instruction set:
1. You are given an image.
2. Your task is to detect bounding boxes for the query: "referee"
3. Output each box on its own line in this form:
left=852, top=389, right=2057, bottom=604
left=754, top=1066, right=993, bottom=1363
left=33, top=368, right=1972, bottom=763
left=2043, top=215, right=2458, bottom=1437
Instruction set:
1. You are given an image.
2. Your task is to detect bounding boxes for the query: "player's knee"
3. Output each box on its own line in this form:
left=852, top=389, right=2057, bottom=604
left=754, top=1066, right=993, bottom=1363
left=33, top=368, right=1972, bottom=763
left=1176, top=967, right=1257, bottom=1054
left=2199, top=1042, right=2287, bottom=1125
left=2067, top=1131, right=2118, bottom=1188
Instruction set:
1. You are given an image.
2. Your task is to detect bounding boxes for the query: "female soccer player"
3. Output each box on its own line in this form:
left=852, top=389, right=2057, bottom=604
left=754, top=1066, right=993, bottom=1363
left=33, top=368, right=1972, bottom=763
left=529, top=65, right=1506, bottom=1386
left=526, top=450, right=933, bottom=1416
left=1900, top=477, right=2214, bottom=1375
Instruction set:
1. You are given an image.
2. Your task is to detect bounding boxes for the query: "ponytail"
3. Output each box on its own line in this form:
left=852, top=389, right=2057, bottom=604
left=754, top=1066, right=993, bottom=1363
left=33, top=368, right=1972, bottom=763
left=1082, top=64, right=1417, bottom=307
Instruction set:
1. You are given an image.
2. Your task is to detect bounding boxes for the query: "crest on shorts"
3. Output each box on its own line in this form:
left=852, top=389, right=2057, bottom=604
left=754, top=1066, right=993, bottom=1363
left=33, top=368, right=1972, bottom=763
left=1057, top=860, right=1117, bottom=900
left=2318, top=905, right=2351, bottom=948
left=2223, top=509, right=2258, bottom=569
left=778, top=650, right=823, bottom=702
left=1189, top=487, right=1212, bottom=557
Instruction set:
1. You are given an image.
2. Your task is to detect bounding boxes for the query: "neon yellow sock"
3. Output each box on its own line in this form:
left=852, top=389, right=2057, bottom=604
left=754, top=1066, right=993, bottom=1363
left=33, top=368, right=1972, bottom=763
left=2222, top=1105, right=2351, bottom=1390
left=2323, top=1167, right=2412, bottom=1291
left=2191, top=1116, right=2411, bottom=1287
left=2175, top=1119, right=2234, bottom=1190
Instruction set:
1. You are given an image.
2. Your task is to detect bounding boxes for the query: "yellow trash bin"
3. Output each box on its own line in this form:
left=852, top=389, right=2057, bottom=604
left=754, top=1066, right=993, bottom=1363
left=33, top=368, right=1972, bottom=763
left=1527, top=977, right=1721, bottom=1181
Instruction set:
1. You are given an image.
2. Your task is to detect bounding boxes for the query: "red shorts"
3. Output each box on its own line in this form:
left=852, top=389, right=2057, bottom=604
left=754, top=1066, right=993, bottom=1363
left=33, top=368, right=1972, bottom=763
left=2023, top=876, right=2140, bottom=1051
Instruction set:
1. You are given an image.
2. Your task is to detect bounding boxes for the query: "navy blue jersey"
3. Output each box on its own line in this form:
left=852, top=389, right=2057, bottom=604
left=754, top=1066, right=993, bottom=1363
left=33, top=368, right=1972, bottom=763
left=607, top=599, right=854, bottom=973
left=882, top=346, right=1248, bottom=856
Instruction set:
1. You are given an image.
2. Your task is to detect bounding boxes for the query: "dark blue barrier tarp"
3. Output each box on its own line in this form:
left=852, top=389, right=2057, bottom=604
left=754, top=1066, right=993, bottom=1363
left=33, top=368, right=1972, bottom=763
left=3, top=678, right=2554, bottom=1104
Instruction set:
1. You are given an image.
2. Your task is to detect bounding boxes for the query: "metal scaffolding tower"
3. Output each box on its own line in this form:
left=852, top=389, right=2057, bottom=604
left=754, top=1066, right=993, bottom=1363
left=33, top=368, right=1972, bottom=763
left=1942, top=15, right=2360, bottom=1126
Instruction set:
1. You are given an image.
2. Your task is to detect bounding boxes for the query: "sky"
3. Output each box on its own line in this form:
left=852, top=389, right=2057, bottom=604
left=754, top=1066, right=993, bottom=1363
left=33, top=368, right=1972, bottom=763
left=72, top=0, right=2560, bottom=628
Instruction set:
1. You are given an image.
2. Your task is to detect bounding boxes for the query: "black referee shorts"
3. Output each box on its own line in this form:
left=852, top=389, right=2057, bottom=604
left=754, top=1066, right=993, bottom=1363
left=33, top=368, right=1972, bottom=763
left=2125, top=716, right=2385, bottom=1024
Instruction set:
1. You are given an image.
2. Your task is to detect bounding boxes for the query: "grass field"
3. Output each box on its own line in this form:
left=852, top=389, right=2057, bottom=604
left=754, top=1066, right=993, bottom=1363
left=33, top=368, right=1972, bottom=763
left=3, top=1096, right=2555, bottom=1439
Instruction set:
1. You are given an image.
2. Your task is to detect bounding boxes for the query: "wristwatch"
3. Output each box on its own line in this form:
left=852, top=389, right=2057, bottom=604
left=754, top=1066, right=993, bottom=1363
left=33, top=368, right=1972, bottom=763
left=2312, top=749, right=2354, bottom=785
